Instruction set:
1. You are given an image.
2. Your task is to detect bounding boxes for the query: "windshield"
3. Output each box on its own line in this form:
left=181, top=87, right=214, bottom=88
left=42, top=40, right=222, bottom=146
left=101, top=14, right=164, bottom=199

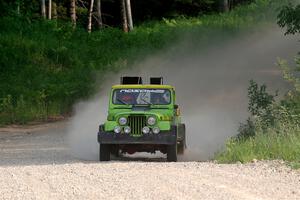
left=113, top=89, right=171, bottom=105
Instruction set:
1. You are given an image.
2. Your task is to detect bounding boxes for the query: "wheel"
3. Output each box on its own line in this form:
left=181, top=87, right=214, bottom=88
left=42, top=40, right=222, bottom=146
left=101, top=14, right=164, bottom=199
left=177, top=141, right=185, bottom=154
left=177, top=123, right=186, bottom=155
left=99, top=144, right=111, bottom=161
left=167, top=144, right=177, bottom=162
left=112, top=145, right=120, bottom=157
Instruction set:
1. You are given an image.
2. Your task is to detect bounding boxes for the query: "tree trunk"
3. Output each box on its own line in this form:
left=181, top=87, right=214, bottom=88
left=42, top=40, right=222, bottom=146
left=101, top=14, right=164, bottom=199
left=87, top=0, right=95, bottom=33
left=223, top=0, right=229, bottom=12
left=125, top=0, right=133, bottom=31
left=48, top=0, right=52, bottom=19
left=230, top=0, right=235, bottom=10
left=96, top=0, right=103, bottom=29
left=17, top=1, right=20, bottom=15
left=120, top=0, right=128, bottom=32
left=53, top=2, right=57, bottom=19
left=41, top=0, right=46, bottom=18
left=70, top=0, right=76, bottom=27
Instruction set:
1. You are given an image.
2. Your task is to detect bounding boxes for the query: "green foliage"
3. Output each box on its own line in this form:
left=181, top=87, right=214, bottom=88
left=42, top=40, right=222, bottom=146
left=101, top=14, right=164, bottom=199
left=0, top=0, right=286, bottom=125
left=277, top=57, right=300, bottom=122
left=278, top=58, right=300, bottom=93
left=278, top=3, right=300, bottom=35
left=288, top=161, right=300, bottom=169
left=0, top=0, right=40, bottom=17
left=0, top=17, right=173, bottom=125
left=217, top=90, right=300, bottom=164
left=216, top=124, right=300, bottom=164
left=248, top=80, right=277, bottom=117
left=237, top=118, right=256, bottom=139
left=216, top=53, right=300, bottom=166
left=237, top=80, right=277, bottom=139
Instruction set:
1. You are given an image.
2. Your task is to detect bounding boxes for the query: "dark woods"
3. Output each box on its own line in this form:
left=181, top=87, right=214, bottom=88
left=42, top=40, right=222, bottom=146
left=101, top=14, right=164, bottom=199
left=0, top=0, right=254, bottom=32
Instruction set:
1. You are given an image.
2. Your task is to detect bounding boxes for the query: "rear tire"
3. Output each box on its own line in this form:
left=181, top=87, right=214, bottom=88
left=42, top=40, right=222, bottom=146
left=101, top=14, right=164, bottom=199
left=99, top=144, right=111, bottom=161
left=167, top=144, right=177, bottom=162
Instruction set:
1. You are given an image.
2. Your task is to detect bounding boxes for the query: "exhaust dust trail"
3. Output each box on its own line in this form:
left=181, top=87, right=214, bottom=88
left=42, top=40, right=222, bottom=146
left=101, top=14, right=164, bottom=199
left=67, top=26, right=299, bottom=161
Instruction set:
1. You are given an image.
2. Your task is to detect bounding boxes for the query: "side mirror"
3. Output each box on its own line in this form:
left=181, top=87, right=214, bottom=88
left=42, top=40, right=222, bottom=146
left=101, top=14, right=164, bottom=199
left=174, top=104, right=178, bottom=109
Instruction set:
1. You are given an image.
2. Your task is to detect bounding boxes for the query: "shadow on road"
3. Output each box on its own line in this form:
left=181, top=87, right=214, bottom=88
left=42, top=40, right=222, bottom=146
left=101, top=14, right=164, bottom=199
left=0, top=126, right=77, bottom=166
left=0, top=125, right=169, bottom=166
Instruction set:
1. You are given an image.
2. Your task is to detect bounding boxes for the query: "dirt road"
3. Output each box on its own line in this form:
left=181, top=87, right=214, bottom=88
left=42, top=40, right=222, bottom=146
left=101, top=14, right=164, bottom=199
left=0, top=123, right=299, bottom=200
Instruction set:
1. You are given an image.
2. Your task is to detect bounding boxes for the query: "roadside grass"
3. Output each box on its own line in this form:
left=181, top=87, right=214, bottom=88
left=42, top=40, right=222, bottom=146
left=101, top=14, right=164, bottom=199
left=216, top=122, right=300, bottom=169
left=0, top=0, right=289, bottom=125
left=288, top=161, right=300, bottom=169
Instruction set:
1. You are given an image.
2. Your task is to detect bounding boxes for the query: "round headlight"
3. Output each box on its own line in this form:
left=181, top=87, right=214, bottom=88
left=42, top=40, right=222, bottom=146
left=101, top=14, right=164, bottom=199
left=142, top=126, right=150, bottom=134
left=124, top=126, right=131, bottom=134
left=114, top=126, right=121, bottom=134
left=152, top=127, right=160, bottom=134
left=147, top=117, right=156, bottom=126
left=118, top=117, right=127, bottom=125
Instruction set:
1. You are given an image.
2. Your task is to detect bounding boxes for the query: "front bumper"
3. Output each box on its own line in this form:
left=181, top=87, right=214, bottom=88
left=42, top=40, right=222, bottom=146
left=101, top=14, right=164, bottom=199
left=98, top=125, right=177, bottom=145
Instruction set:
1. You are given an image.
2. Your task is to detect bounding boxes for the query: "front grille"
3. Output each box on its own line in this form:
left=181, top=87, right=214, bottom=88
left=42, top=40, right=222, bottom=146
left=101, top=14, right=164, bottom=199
left=128, top=115, right=146, bottom=136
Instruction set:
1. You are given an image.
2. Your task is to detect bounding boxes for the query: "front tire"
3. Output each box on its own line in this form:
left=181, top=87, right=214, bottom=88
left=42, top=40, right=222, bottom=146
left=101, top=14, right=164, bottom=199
left=99, top=144, right=111, bottom=161
left=177, top=123, right=186, bottom=154
left=178, top=141, right=185, bottom=154
left=112, top=145, right=120, bottom=157
left=167, top=144, right=177, bottom=162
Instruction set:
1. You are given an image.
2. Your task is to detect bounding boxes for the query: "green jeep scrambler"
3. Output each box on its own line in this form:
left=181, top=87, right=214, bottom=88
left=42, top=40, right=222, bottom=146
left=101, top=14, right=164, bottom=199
left=97, top=77, right=186, bottom=162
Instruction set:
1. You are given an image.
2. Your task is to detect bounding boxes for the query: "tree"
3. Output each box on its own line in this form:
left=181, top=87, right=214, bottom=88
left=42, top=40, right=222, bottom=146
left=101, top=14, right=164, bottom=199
left=278, top=3, right=300, bottom=35
left=70, top=0, right=76, bottom=27
left=277, top=2, right=300, bottom=77
left=41, top=0, right=46, bottom=18
left=120, top=0, right=128, bottom=32
left=222, top=0, right=229, bottom=12
left=120, top=0, right=133, bottom=32
left=87, top=0, right=95, bottom=32
left=125, top=0, right=133, bottom=31
left=96, top=0, right=103, bottom=29
left=48, top=0, right=52, bottom=19
left=277, top=3, right=300, bottom=110
left=16, top=0, right=20, bottom=15
left=52, top=1, right=57, bottom=19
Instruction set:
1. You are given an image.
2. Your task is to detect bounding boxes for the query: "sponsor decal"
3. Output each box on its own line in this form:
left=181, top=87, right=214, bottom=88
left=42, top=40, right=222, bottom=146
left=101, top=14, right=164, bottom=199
left=120, top=89, right=165, bottom=93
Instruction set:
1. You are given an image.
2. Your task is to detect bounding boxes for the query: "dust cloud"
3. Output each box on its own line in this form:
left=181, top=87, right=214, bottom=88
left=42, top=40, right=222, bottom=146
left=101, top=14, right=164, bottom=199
left=66, top=78, right=114, bottom=160
left=67, top=25, right=299, bottom=161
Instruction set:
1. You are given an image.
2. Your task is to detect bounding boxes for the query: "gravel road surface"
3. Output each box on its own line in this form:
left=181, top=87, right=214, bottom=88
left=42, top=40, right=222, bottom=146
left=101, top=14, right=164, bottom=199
left=0, top=123, right=299, bottom=200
